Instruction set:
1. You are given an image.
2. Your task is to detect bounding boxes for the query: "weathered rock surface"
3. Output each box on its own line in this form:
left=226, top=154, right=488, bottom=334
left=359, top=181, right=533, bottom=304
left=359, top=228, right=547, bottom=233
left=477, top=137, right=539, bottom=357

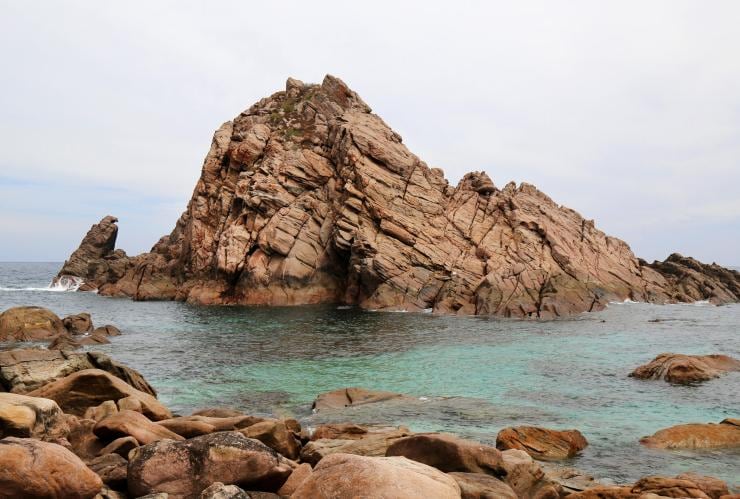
left=0, top=392, right=67, bottom=439
left=630, top=353, right=740, bottom=384
left=99, top=435, right=138, bottom=458
left=157, top=414, right=263, bottom=438
left=449, top=471, right=519, bottom=499
left=0, top=348, right=154, bottom=395
left=87, top=453, right=128, bottom=491
left=0, top=305, right=67, bottom=341
left=199, top=482, right=250, bottom=499
left=63, top=313, right=94, bottom=334
left=500, top=449, right=562, bottom=499
left=239, top=419, right=301, bottom=459
left=0, top=437, right=102, bottom=498
left=640, top=419, right=740, bottom=449
left=496, top=426, right=589, bottom=460
left=27, top=369, right=170, bottom=420
left=310, top=422, right=410, bottom=440
left=55, top=76, right=740, bottom=317
left=127, top=431, right=294, bottom=498
left=291, top=452, right=462, bottom=499
left=300, top=425, right=411, bottom=465
left=276, top=462, right=312, bottom=496
left=386, top=432, right=506, bottom=477
left=94, top=410, right=183, bottom=445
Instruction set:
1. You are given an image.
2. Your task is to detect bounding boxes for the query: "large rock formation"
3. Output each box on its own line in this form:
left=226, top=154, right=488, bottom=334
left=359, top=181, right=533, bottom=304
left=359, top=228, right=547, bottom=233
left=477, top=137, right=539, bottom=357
left=55, top=76, right=740, bottom=317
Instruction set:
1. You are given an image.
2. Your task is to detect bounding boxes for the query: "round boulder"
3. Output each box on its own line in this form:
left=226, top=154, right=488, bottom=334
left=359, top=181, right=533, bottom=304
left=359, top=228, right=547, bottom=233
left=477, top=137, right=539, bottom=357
left=0, top=437, right=102, bottom=498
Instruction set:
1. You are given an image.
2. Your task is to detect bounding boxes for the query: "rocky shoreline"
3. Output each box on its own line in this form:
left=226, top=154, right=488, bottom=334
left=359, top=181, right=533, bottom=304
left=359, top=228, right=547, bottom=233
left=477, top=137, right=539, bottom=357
left=53, top=76, right=740, bottom=318
left=1, top=306, right=738, bottom=498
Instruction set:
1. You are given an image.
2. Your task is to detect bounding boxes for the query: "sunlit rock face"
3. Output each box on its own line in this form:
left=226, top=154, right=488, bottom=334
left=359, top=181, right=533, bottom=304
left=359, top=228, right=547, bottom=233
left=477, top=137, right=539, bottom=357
left=56, top=76, right=740, bottom=317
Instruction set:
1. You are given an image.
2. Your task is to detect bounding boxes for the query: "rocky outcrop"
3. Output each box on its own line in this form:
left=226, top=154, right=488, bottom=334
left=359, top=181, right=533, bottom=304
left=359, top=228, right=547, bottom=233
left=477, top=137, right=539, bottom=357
left=496, top=426, right=589, bottom=460
left=56, top=76, right=740, bottom=317
left=53, top=215, right=130, bottom=292
left=640, top=419, right=740, bottom=449
left=290, top=452, right=462, bottom=499
left=449, top=471, right=519, bottom=499
left=630, top=353, right=740, bottom=384
left=0, top=437, right=103, bottom=498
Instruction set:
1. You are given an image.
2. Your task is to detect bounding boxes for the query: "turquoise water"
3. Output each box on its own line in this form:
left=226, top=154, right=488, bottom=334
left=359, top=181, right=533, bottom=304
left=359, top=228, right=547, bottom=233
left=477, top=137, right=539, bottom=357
left=1, top=262, right=738, bottom=486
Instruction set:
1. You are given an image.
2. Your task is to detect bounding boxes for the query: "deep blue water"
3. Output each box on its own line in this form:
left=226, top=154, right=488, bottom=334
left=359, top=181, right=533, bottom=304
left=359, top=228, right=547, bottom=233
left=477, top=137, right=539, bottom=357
left=1, top=262, right=738, bottom=486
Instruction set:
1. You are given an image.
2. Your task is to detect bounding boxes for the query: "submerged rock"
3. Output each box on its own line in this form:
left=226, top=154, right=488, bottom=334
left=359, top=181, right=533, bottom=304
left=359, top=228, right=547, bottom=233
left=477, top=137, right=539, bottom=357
left=312, top=387, right=407, bottom=411
left=56, top=76, right=740, bottom=317
left=630, top=353, right=740, bottom=384
left=127, top=431, right=294, bottom=498
left=496, top=426, right=589, bottom=460
left=291, top=453, right=462, bottom=499
left=640, top=419, right=740, bottom=449
left=0, top=437, right=103, bottom=498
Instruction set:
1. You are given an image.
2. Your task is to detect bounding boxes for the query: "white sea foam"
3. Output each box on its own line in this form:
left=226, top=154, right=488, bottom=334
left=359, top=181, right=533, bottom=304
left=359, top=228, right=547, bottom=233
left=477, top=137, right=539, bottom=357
left=0, top=275, right=84, bottom=292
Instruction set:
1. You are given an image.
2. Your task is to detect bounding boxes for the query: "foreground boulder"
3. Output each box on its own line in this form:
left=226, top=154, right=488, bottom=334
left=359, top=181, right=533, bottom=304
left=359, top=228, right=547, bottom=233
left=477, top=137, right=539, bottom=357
left=640, top=419, right=740, bottom=449
left=27, top=369, right=170, bottom=420
left=0, top=305, right=67, bottom=341
left=0, top=348, right=155, bottom=395
left=0, top=437, right=102, bottom=498
left=127, top=431, right=294, bottom=497
left=312, top=387, right=407, bottom=411
left=496, top=426, right=588, bottom=460
left=386, top=432, right=506, bottom=477
left=94, top=410, right=183, bottom=445
left=291, top=453, right=461, bottom=499
left=565, top=473, right=731, bottom=499
left=630, top=353, right=740, bottom=384
left=0, top=392, right=68, bottom=439
left=57, top=77, right=740, bottom=317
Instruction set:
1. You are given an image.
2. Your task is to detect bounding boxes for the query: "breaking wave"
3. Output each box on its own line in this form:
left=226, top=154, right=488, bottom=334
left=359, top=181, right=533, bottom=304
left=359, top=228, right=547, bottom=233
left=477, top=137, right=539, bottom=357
left=0, top=275, right=83, bottom=292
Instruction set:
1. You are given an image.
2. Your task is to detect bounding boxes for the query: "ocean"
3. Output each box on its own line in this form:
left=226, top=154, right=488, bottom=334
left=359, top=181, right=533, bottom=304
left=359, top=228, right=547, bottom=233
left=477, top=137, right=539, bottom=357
left=1, top=261, right=738, bottom=486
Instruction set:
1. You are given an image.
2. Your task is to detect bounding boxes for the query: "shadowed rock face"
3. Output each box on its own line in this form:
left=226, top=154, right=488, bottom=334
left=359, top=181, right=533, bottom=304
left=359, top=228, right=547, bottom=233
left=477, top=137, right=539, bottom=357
left=55, top=75, right=740, bottom=317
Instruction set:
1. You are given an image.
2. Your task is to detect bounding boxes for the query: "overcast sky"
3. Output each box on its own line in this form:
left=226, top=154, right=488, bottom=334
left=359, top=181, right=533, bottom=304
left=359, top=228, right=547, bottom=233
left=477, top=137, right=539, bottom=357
left=1, top=1, right=738, bottom=266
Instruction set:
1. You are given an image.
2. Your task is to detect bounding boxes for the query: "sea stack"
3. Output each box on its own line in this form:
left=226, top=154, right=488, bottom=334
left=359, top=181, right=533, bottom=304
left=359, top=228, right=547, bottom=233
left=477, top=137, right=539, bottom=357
left=55, top=76, right=740, bottom=317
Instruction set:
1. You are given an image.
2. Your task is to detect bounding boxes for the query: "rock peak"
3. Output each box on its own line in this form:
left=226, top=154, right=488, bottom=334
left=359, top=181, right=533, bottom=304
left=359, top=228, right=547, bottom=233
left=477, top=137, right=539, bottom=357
left=57, top=77, right=740, bottom=317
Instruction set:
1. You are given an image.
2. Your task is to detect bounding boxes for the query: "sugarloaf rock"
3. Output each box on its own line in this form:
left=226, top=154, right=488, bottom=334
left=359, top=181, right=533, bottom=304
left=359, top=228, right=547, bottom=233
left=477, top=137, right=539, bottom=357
left=55, top=76, right=740, bottom=317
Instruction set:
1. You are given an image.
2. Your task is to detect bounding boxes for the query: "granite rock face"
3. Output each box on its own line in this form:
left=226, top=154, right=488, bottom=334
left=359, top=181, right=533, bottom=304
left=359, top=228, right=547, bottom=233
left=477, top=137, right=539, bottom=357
left=55, top=76, right=740, bottom=317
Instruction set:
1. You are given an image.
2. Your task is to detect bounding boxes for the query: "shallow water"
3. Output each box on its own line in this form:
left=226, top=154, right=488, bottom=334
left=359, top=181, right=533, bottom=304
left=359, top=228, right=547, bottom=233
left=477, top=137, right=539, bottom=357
left=1, top=262, right=738, bottom=486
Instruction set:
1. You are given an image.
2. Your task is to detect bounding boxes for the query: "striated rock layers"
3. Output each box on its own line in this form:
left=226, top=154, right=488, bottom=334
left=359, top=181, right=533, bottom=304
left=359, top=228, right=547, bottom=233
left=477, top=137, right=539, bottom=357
left=55, top=76, right=740, bottom=317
